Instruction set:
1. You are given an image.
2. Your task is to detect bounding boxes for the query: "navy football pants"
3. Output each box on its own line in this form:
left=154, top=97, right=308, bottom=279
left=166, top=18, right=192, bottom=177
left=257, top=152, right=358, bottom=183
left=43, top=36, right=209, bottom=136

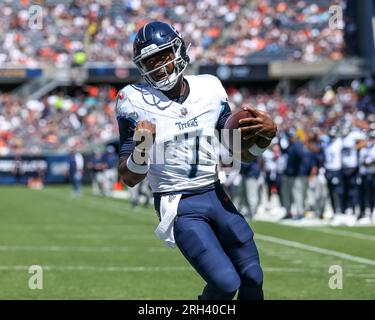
left=325, top=170, right=344, bottom=214
left=359, top=173, right=375, bottom=214
left=342, top=168, right=359, bottom=212
left=154, top=183, right=264, bottom=300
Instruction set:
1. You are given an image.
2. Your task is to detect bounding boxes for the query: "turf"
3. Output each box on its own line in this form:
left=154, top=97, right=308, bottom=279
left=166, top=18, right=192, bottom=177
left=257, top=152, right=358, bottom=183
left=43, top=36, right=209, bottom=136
left=0, top=186, right=374, bottom=299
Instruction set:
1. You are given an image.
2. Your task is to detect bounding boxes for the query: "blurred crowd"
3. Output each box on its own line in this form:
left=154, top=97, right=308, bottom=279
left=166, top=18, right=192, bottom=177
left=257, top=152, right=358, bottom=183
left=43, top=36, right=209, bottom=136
left=202, top=0, right=346, bottom=64
left=0, top=85, right=118, bottom=155
left=0, top=0, right=346, bottom=67
left=2, top=80, right=374, bottom=156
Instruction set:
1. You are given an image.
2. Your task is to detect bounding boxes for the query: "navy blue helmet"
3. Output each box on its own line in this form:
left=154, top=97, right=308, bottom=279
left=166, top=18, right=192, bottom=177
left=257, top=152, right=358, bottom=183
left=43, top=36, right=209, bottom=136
left=133, top=21, right=190, bottom=91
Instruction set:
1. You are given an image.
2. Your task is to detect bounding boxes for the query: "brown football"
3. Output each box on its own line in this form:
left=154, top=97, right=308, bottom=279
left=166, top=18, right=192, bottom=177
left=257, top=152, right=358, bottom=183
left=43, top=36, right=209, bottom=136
left=223, top=107, right=258, bottom=153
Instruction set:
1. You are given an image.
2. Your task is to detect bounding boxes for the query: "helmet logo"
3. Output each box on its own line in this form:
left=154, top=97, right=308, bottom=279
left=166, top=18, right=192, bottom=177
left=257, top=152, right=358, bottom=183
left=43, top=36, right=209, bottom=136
left=140, top=44, right=158, bottom=55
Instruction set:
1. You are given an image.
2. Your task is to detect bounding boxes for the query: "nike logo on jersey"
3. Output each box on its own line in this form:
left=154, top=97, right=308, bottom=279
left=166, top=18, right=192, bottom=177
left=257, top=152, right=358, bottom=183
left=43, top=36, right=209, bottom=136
left=175, top=117, right=198, bottom=130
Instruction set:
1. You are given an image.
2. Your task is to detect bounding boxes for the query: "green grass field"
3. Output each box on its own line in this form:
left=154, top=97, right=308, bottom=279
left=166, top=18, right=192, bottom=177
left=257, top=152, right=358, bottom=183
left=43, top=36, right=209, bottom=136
left=1, top=186, right=375, bottom=299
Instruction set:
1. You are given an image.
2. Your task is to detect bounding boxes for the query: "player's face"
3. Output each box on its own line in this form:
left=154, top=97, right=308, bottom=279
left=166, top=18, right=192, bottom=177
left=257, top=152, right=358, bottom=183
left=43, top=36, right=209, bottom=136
left=141, top=48, right=175, bottom=82
left=272, top=144, right=280, bottom=153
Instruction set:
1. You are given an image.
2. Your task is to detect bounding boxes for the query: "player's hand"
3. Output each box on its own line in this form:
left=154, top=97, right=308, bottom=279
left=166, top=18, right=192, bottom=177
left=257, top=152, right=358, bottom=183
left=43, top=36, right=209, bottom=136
left=238, top=106, right=277, bottom=141
left=134, top=120, right=156, bottom=151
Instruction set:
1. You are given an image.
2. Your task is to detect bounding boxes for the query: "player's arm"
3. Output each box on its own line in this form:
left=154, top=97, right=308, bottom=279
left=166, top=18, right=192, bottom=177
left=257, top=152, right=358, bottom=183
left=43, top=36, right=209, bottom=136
left=356, top=138, right=367, bottom=150
left=118, top=158, right=146, bottom=187
left=117, top=118, right=156, bottom=188
left=239, top=107, right=277, bottom=162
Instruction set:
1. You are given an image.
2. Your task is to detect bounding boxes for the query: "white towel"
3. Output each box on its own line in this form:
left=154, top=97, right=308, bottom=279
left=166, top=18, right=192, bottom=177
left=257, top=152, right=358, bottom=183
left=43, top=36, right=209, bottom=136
left=155, top=194, right=182, bottom=248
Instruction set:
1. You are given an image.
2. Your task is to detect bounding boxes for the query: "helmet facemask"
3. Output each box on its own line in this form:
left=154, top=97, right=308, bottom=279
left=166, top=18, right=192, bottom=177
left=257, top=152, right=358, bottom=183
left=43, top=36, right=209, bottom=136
left=133, top=37, right=190, bottom=91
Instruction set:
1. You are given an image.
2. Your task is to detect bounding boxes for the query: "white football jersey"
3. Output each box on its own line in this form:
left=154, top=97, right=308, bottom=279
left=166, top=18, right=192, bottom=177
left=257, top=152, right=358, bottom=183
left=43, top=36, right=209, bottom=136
left=341, top=130, right=365, bottom=169
left=262, top=149, right=277, bottom=173
left=324, top=138, right=342, bottom=171
left=116, top=74, right=229, bottom=193
left=362, top=144, right=375, bottom=174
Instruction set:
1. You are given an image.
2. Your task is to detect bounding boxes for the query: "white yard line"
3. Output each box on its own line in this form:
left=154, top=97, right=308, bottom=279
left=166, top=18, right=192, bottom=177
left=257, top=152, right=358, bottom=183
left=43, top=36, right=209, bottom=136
left=42, top=188, right=136, bottom=212
left=256, top=234, right=375, bottom=266
left=306, top=228, right=375, bottom=242
left=0, top=265, right=192, bottom=272
left=68, top=234, right=155, bottom=240
left=52, top=233, right=155, bottom=240
left=0, top=245, right=167, bottom=253
left=262, top=267, right=305, bottom=273
left=0, top=265, right=305, bottom=273
left=0, top=223, right=143, bottom=230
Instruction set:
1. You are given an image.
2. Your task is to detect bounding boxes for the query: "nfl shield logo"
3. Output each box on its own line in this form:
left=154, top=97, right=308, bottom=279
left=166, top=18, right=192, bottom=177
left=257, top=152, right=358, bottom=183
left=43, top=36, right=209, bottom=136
left=180, top=107, right=188, bottom=117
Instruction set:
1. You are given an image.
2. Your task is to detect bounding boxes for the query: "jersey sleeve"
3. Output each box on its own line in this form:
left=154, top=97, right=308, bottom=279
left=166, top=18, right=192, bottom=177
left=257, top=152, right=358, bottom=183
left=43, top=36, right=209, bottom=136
left=115, top=91, right=138, bottom=158
left=215, top=101, right=232, bottom=131
left=213, top=76, right=231, bottom=131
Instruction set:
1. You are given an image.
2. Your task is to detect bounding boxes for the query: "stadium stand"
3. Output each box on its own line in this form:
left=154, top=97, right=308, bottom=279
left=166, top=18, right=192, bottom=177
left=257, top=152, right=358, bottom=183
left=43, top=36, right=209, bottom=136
left=0, top=0, right=346, bottom=67
left=1, top=80, right=374, bottom=154
left=0, top=85, right=118, bottom=155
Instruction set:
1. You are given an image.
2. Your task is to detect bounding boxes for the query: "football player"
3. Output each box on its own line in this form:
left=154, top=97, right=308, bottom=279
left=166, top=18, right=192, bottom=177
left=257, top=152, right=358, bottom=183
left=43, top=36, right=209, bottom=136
left=341, top=123, right=365, bottom=217
left=358, top=130, right=375, bottom=222
left=116, top=21, right=277, bottom=300
left=324, top=126, right=344, bottom=217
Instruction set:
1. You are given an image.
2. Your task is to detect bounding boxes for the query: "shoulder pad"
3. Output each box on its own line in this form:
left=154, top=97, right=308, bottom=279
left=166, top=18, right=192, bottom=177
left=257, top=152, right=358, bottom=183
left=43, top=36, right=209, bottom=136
left=192, top=74, right=227, bottom=102
left=115, top=85, right=139, bottom=120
